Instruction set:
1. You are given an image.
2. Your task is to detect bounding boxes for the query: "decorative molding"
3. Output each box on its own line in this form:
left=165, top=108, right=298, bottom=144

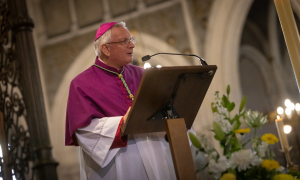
left=205, top=0, right=254, bottom=103
left=240, top=45, right=276, bottom=106
left=244, top=20, right=270, bottom=57
left=203, top=0, right=254, bottom=151
left=268, top=2, right=289, bottom=101
left=32, top=0, right=180, bottom=48
left=181, top=0, right=201, bottom=65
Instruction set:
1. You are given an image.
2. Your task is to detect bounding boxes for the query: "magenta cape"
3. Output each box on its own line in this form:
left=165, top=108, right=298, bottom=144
left=65, top=58, right=144, bottom=146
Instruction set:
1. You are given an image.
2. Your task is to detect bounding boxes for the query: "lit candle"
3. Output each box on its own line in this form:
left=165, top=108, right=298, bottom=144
left=296, top=103, right=300, bottom=115
left=275, top=118, right=290, bottom=149
left=285, top=107, right=292, bottom=119
left=274, top=0, right=300, bottom=90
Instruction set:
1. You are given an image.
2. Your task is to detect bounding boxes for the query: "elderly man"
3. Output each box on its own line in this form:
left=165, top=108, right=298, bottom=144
left=65, top=22, right=177, bottom=180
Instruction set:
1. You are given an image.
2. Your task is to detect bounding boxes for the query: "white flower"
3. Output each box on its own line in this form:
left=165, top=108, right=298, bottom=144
left=257, top=141, right=269, bottom=157
left=200, top=135, right=215, bottom=153
left=194, top=151, right=208, bottom=171
left=219, top=120, right=233, bottom=133
left=242, top=110, right=268, bottom=128
left=213, top=113, right=233, bottom=133
left=213, top=112, right=225, bottom=122
left=228, top=149, right=262, bottom=171
left=208, top=156, right=228, bottom=179
left=208, top=151, right=218, bottom=160
left=217, top=107, right=227, bottom=114
left=276, top=166, right=285, bottom=172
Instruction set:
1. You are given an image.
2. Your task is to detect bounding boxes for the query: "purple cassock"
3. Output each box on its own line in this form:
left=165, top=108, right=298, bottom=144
left=65, top=58, right=144, bottom=146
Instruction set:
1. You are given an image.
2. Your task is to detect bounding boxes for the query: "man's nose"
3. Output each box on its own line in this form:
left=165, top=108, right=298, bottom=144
left=129, top=41, right=135, bottom=48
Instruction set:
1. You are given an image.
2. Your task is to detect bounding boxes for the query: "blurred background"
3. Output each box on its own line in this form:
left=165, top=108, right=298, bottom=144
left=1, top=0, right=300, bottom=179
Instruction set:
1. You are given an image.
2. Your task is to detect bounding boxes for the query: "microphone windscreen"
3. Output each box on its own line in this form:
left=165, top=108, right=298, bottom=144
left=142, top=55, right=151, bottom=62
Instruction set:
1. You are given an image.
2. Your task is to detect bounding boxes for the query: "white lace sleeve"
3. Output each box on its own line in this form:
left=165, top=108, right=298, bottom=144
left=75, top=116, right=122, bottom=167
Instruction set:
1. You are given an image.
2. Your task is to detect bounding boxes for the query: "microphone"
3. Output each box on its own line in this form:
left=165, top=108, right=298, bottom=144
left=141, top=52, right=208, bottom=66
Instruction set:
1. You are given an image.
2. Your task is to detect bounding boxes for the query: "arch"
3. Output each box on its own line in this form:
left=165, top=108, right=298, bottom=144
left=199, top=0, right=254, bottom=150
left=205, top=0, right=254, bottom=102
left=49, top=32, right=190, bottom=169
left=240, top=45, right=275, bottom=102
left=204, top=0, right=299, bottom=109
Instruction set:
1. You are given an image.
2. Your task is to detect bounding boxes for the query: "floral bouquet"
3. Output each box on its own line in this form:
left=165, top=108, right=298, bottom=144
left=189, top=85, right=300, bottom=180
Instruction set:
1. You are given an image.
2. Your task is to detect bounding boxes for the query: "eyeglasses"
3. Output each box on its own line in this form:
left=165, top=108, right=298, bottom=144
left=106, top=37, right=136, bottom=46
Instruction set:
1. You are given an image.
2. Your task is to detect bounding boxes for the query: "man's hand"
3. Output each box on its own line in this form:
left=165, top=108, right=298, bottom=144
left=123, top=107, right=131, bottom=124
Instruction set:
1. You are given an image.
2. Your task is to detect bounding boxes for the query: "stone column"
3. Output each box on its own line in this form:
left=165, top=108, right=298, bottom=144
left=7, top=0, right=58, bottom=179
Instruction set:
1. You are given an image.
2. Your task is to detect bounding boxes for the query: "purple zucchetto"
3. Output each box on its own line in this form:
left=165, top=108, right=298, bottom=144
left=94, top=22, right=117, bottom=41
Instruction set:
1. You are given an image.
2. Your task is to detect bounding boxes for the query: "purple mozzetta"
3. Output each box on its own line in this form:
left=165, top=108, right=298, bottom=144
left=65, top=59, right=143, bottom=146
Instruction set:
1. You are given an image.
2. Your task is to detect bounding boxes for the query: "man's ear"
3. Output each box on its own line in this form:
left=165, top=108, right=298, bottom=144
left=101, top=44, right=110, bottom=57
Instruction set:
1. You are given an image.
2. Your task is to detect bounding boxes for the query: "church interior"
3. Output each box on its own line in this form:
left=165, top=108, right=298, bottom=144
left=1, top=0, right=300, bottom=179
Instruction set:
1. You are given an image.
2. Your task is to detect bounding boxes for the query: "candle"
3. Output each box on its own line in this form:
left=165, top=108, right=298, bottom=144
left=274, top=0, right=300, bottom=91
left=275, top=118, right=290, bottom=149
left=296, top=103, right=300, bottom=115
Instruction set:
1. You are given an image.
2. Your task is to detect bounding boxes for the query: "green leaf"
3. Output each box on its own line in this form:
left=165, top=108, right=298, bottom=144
left=224, top=143, right=232, bottom=157
left=233, top=115, right=241, bottom=130
left=239, top=96, right=247, bottom=113
left=211, top=102, right=218, bottom=113
left=233, top=120, right=241, bottom=131
left=224, top=136, right=231, bottom=146
left=226, top=85, right=231, bottom=96
left=214, top=135, right=220, bottom=141
left=227, top=102, right=235, bottom=112
left=213, top=122, right=225, bottom=141
left=230, top=114, right=239, bottom=124
left=227, top=168, right=236, bottom=175
left=189, top=132, right=202, bottom=149
left=231, top=136, right=240, bottom=150
left=221, top=95, right=230, bottom=108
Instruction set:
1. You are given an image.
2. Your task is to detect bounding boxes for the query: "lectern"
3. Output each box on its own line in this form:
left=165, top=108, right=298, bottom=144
left=121, top=65, right=217, bottom=180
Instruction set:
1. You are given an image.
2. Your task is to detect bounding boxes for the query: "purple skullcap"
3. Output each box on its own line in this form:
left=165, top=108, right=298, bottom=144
left=94, top=22, right=117, bottom=41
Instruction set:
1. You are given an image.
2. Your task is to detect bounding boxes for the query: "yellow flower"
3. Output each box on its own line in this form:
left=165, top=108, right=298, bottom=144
left=261, top=133, right=279, bottom=144
left=274, top=174, right=296, bottom=180
left=220, top=173, right=236, bottom=180
left=234, top=128, right=250, bottom=134
left=261, top=159, right=280, bottom=170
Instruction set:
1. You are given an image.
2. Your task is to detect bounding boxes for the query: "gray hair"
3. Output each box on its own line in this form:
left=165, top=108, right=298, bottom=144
left=94, top=22, right=127, bottom=57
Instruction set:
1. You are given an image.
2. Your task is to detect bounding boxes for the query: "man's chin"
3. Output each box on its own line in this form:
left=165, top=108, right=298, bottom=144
left=126, top=59, right=133, bottom=64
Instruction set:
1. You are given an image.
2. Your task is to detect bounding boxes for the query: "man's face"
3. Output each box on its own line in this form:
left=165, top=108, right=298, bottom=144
left=108, top=26, right=135, bottom=68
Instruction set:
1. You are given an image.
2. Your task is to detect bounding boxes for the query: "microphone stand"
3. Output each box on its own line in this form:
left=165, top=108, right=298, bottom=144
left=142, top=52, right=208, bottom=66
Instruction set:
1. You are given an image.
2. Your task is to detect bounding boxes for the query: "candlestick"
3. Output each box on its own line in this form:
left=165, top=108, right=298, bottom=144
left=281, top=146, right=299, bottom=171
left=274, top=0, right=300, bottom=91
left=275, top=118, right=289, bottom=149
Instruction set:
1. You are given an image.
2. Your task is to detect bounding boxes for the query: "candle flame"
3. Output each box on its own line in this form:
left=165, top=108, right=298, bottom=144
left=277, top=107, right=284, bottom=114
left=284, top=125, right=292, bottom=134
left=285, top=99, right=291, bottom=107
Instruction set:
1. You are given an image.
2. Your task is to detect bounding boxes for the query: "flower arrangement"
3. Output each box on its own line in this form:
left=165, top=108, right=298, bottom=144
left=189, top=85, right=300, bottom=180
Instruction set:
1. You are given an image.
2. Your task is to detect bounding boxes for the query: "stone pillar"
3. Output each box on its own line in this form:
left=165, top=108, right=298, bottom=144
left=7, top=0, right=58, bottom=179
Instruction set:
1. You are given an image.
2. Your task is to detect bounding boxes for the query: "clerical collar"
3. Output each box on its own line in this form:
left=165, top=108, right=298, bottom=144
left=95, top=58, right=124, bottom=74
left=93, top=58, right=134, bottom=100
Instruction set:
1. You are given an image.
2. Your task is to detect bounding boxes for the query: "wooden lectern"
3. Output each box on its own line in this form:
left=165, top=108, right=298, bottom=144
left=121, top=65, right=217, bottom=180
